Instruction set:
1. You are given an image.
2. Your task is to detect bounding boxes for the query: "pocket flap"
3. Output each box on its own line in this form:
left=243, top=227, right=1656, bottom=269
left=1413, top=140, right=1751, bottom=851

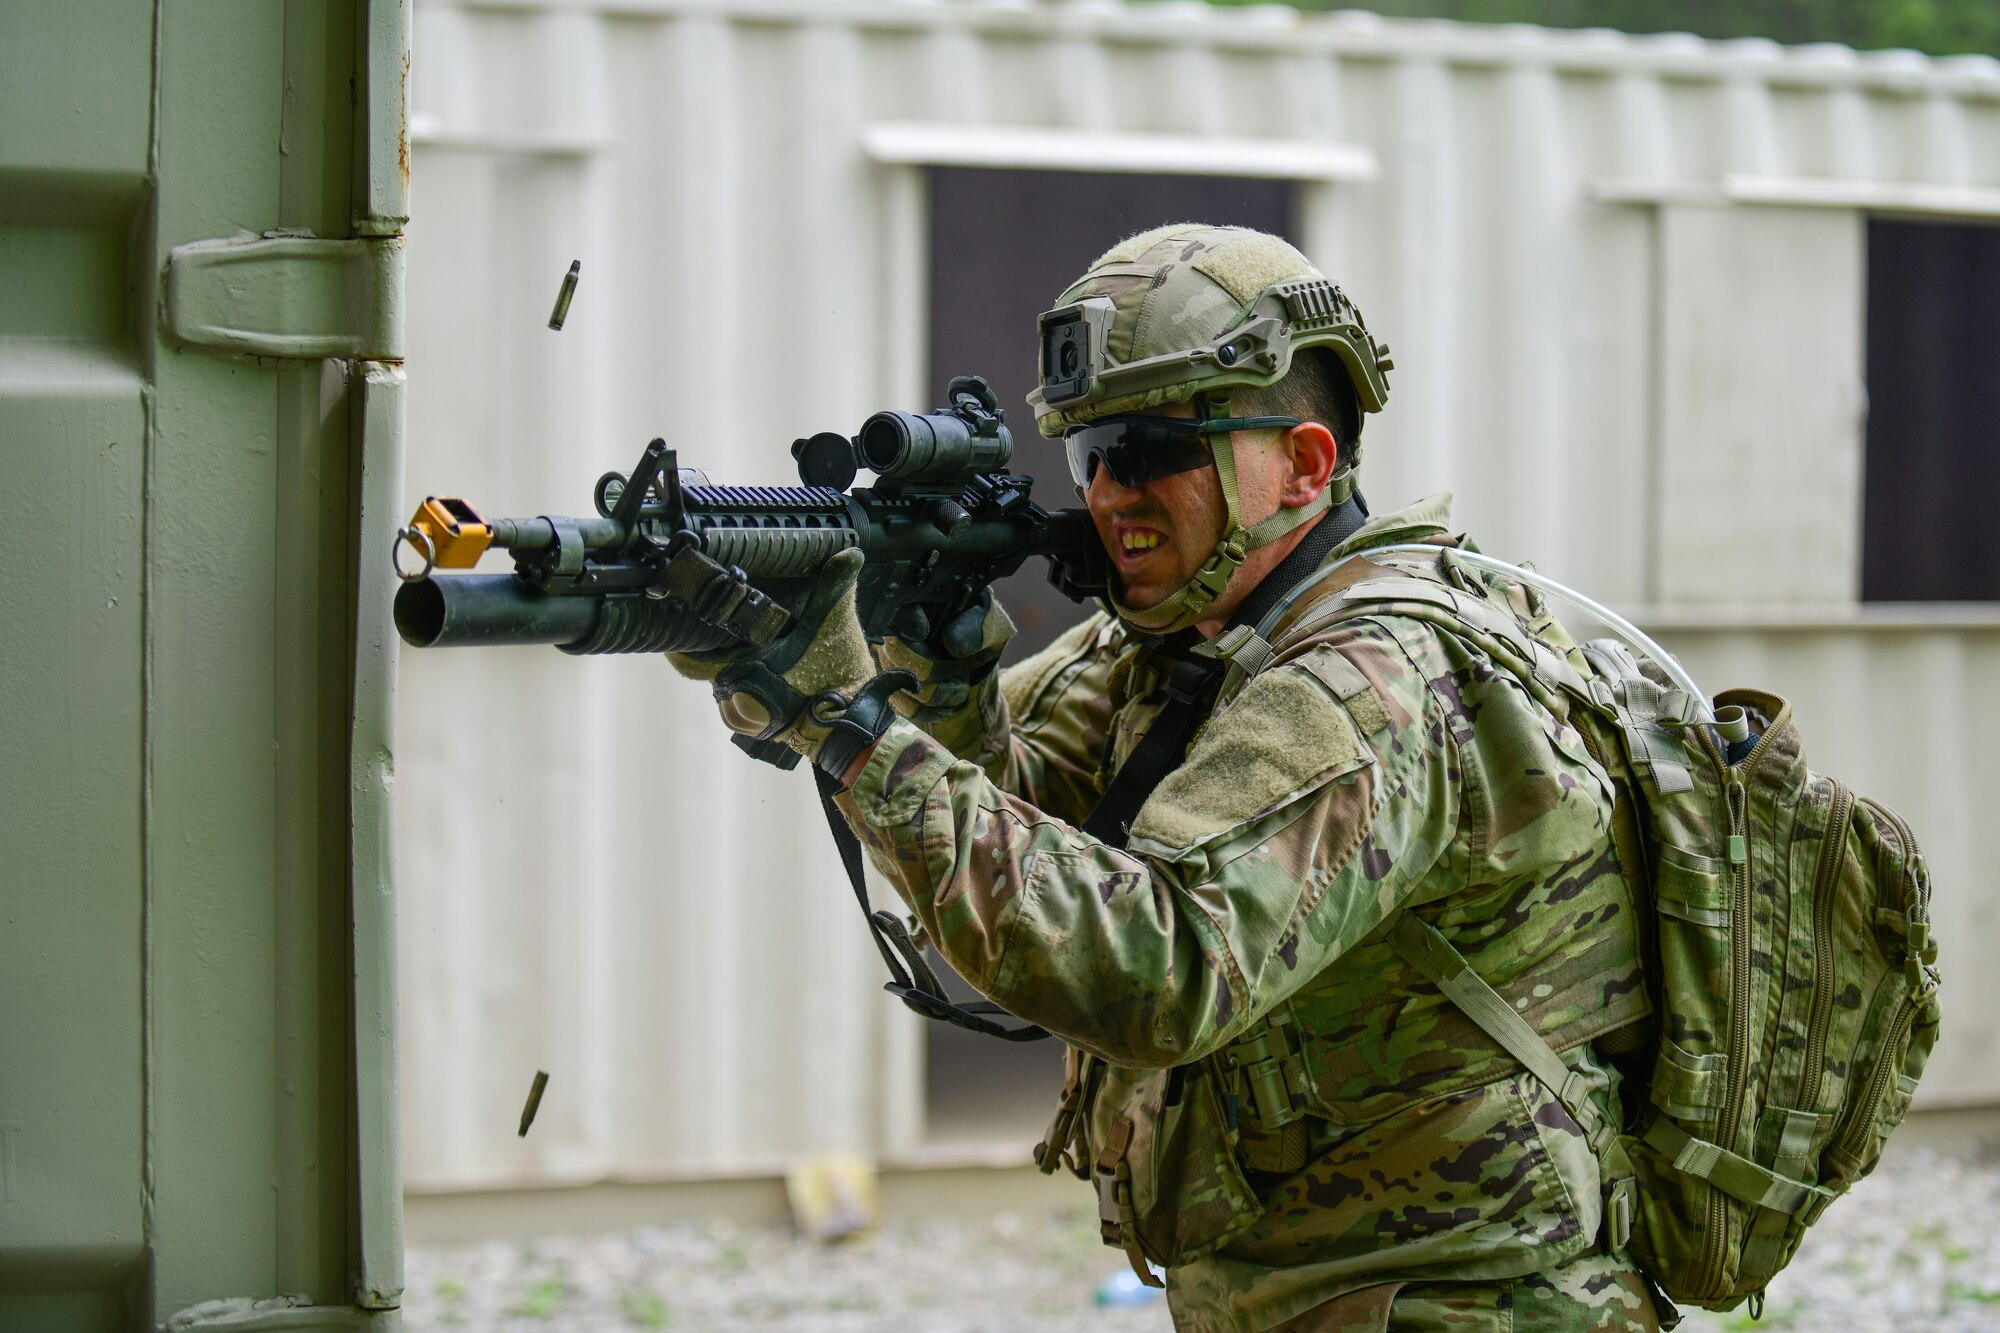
left=1652, top=1037, right=1728, bottom=1123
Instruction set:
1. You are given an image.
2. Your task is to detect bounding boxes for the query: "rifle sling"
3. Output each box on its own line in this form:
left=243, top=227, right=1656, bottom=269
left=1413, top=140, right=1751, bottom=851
left=814, top=766, right=1052, bottom=1041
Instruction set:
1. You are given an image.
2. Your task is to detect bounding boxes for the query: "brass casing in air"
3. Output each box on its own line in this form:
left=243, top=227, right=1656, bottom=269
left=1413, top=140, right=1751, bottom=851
left=409, top=495, right=493, bottom=568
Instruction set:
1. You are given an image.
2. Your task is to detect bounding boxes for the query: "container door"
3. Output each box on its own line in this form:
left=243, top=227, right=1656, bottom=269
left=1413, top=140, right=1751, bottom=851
left=0, top=1, right=408, bottom=1326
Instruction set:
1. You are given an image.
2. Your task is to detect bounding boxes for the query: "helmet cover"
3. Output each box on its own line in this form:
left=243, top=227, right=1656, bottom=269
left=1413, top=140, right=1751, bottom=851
left=1028, top=223, right=1392, bottom=438
left=1030, top=224, right=1393, bottom=634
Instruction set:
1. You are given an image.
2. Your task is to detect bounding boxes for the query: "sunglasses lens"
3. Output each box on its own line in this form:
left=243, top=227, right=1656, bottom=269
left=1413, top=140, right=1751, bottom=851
left=1064, top=419, right=1213, bottom=489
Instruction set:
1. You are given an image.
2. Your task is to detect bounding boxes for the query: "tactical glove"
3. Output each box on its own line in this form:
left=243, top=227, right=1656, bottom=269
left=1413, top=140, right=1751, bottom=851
left=876, top=591, right=1017, bottom=766
left=668, top=548, right=910, bottom=778
left=877, top=590, right=1016, bottom=715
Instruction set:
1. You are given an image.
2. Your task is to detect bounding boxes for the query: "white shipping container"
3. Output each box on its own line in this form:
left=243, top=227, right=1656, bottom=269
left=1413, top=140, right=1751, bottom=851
left=398, top=0, right=2000, bottom=1194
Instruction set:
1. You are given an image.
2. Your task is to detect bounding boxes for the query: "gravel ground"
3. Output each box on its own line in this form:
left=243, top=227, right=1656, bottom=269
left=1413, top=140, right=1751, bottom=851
left=405, top=1145, right=2000, bottom=1332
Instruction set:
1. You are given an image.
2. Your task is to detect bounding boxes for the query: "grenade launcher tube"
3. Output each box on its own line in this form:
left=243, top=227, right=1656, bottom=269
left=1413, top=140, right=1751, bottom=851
left=395, top=574, right=595, bottom=647
left=393, top=575, right=748, bottom=654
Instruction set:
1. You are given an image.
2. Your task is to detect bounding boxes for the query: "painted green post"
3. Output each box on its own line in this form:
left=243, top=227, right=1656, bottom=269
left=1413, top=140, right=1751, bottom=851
left=0, top=1, right=409, bottom=1327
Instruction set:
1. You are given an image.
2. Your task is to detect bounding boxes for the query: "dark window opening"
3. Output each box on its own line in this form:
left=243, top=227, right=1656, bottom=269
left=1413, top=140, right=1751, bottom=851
left=919, top=167, right=1297, bottom=1144
left=928, top=167, right=1297, bottom=659
left=1861, top=218, right=2000, bottom=601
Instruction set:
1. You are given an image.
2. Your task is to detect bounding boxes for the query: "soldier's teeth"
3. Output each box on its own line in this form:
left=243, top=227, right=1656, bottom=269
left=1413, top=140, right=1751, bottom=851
left=1122, top=532, right=1160, bottom=551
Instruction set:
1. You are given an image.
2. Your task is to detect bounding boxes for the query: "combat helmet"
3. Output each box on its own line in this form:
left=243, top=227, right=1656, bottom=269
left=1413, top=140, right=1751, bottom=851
left=1029, top=223, right=1392, bottom=634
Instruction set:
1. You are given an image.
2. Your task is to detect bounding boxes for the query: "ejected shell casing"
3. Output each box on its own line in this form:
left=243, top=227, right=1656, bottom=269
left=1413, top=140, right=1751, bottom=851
left=518, top=1070, right=550, bottom=1136
left=548, top=261, right=580, bottom=330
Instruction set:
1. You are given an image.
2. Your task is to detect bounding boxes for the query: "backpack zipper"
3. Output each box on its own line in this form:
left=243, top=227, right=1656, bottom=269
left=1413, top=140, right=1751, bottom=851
left=1861, top=798, right=1929, bottom=930
left=1829, top=799, right=1931, bottom=1164
left=1834, top=997, right=1918, bottom=1162
left=1797, top=782, right=1855, bottom=1113
left=1695, top=720, right=1778, bottom=1296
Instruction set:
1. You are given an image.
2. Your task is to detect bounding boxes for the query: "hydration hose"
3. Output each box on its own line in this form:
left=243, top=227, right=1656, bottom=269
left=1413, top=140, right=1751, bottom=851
left=1359, top=544, right=1759, bottom=755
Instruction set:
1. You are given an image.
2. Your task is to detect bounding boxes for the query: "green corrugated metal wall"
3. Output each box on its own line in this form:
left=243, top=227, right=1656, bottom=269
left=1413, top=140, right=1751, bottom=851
left=0, top=1, right=406, bottom=1326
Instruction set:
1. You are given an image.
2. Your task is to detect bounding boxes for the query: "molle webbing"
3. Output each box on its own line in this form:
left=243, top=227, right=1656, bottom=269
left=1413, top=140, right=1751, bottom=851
left=1264, top=554, right=1597, bottom=723
left=1580, top=640, right=1705, bottom=796
left=1642, top=1119, right=1835, bottom=1217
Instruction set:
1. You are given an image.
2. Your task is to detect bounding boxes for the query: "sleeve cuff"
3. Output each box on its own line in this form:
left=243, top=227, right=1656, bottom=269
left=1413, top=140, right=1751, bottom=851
left=847, top=716, right=958, bottom=827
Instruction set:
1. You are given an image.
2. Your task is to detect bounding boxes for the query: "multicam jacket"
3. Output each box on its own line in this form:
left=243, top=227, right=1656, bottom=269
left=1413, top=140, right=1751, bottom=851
left=836, top=495, right=1651, bottom=1332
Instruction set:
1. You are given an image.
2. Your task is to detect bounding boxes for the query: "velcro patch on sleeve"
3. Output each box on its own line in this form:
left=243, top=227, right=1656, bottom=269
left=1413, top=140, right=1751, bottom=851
left=1127, top=661, right=1374, bottom=855
left=1295, top=645, right=1393, bottom=737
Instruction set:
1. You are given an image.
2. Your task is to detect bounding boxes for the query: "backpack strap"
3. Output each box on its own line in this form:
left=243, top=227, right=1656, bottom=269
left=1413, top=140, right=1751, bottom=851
left=1385, top=908, right=1640, bottom=1259
left=1259, top=551, right=1605, bottom=728
left=1384, top=910, right=1611, bottom=1148
left=1579, top=640, right=1705, bottom=796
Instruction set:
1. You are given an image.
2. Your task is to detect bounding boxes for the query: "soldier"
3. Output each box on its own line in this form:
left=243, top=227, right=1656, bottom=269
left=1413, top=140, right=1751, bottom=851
left=672, top=224, right=1658, bottom=1331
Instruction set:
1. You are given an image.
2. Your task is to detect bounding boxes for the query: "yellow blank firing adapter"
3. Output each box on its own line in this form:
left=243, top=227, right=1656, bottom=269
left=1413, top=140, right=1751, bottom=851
left=394, top=495, right=493, bottom=581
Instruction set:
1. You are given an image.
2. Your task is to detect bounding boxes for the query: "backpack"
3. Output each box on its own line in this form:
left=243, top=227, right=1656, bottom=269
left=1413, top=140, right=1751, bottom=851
left=1246, top=542, right=1942, bottom=1317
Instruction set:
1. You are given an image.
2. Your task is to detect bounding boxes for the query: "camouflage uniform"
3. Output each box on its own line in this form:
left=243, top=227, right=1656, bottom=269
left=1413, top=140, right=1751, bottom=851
left=837, top=495, right=1658, bottom=1332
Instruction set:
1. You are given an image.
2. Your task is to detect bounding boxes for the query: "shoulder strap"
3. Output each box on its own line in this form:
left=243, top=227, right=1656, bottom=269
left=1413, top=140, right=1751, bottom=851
left=1578, top=640, right=1706, bottom=796
left=1080, top=651, right=1224, bottom=846
left=1261, top=554, right=1610, bottom=728
left=1080, top=496, right=1367, bottom=850
left=1384, top=909, right=1611, bottom=1148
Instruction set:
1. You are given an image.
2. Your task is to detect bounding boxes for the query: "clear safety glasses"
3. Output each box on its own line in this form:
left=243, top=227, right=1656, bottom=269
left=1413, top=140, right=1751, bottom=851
left=1062, top=415, right=1302, bottom=490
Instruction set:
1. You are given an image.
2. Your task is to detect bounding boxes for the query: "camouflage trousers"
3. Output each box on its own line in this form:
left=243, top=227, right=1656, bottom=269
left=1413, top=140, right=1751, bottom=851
left=1270, top=1251, right=1660, bottom=1332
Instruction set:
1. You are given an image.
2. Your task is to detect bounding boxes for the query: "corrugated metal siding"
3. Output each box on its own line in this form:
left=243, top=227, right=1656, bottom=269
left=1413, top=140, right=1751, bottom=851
left=399, top=0, right=2000, bottom=1189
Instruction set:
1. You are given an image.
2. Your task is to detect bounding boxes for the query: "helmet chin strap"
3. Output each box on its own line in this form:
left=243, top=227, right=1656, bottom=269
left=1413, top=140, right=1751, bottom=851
left=1110, top=430, right=1353, bottom=636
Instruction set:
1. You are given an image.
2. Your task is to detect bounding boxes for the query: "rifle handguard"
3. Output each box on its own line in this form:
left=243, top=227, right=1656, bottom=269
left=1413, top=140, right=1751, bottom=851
left=809, top=670, right=920, bottom=785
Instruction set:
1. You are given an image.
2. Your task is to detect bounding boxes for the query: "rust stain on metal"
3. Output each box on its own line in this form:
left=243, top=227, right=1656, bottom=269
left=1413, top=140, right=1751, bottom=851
left=398, top=50, right=411, bottom=189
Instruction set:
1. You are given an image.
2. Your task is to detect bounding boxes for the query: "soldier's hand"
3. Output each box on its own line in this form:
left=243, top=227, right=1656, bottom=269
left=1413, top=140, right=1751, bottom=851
left=666, top=548, right=877, bottom=759
left=877, top=589, right=1017, bottom=714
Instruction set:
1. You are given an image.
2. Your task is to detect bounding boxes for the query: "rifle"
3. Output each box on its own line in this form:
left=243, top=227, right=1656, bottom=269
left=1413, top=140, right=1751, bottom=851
left=391, top=374, right=1097, bottom=1039
left=392, top=372, right=1104, bottom=676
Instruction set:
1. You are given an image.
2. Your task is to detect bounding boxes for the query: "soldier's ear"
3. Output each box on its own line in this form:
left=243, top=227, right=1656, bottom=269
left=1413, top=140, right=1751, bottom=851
left=1281, top=420, right=1339, bottom=507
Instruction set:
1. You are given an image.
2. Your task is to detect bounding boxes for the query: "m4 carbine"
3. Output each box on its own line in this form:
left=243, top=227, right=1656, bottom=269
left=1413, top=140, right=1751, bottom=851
left=395, top=374, right=1090, bottom=1037
left=392, top=374, right=1105, bottom=665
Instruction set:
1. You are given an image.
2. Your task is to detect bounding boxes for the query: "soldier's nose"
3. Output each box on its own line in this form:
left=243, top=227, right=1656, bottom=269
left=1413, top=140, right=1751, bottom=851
left=1086, top=465, right=1142, bottom=512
